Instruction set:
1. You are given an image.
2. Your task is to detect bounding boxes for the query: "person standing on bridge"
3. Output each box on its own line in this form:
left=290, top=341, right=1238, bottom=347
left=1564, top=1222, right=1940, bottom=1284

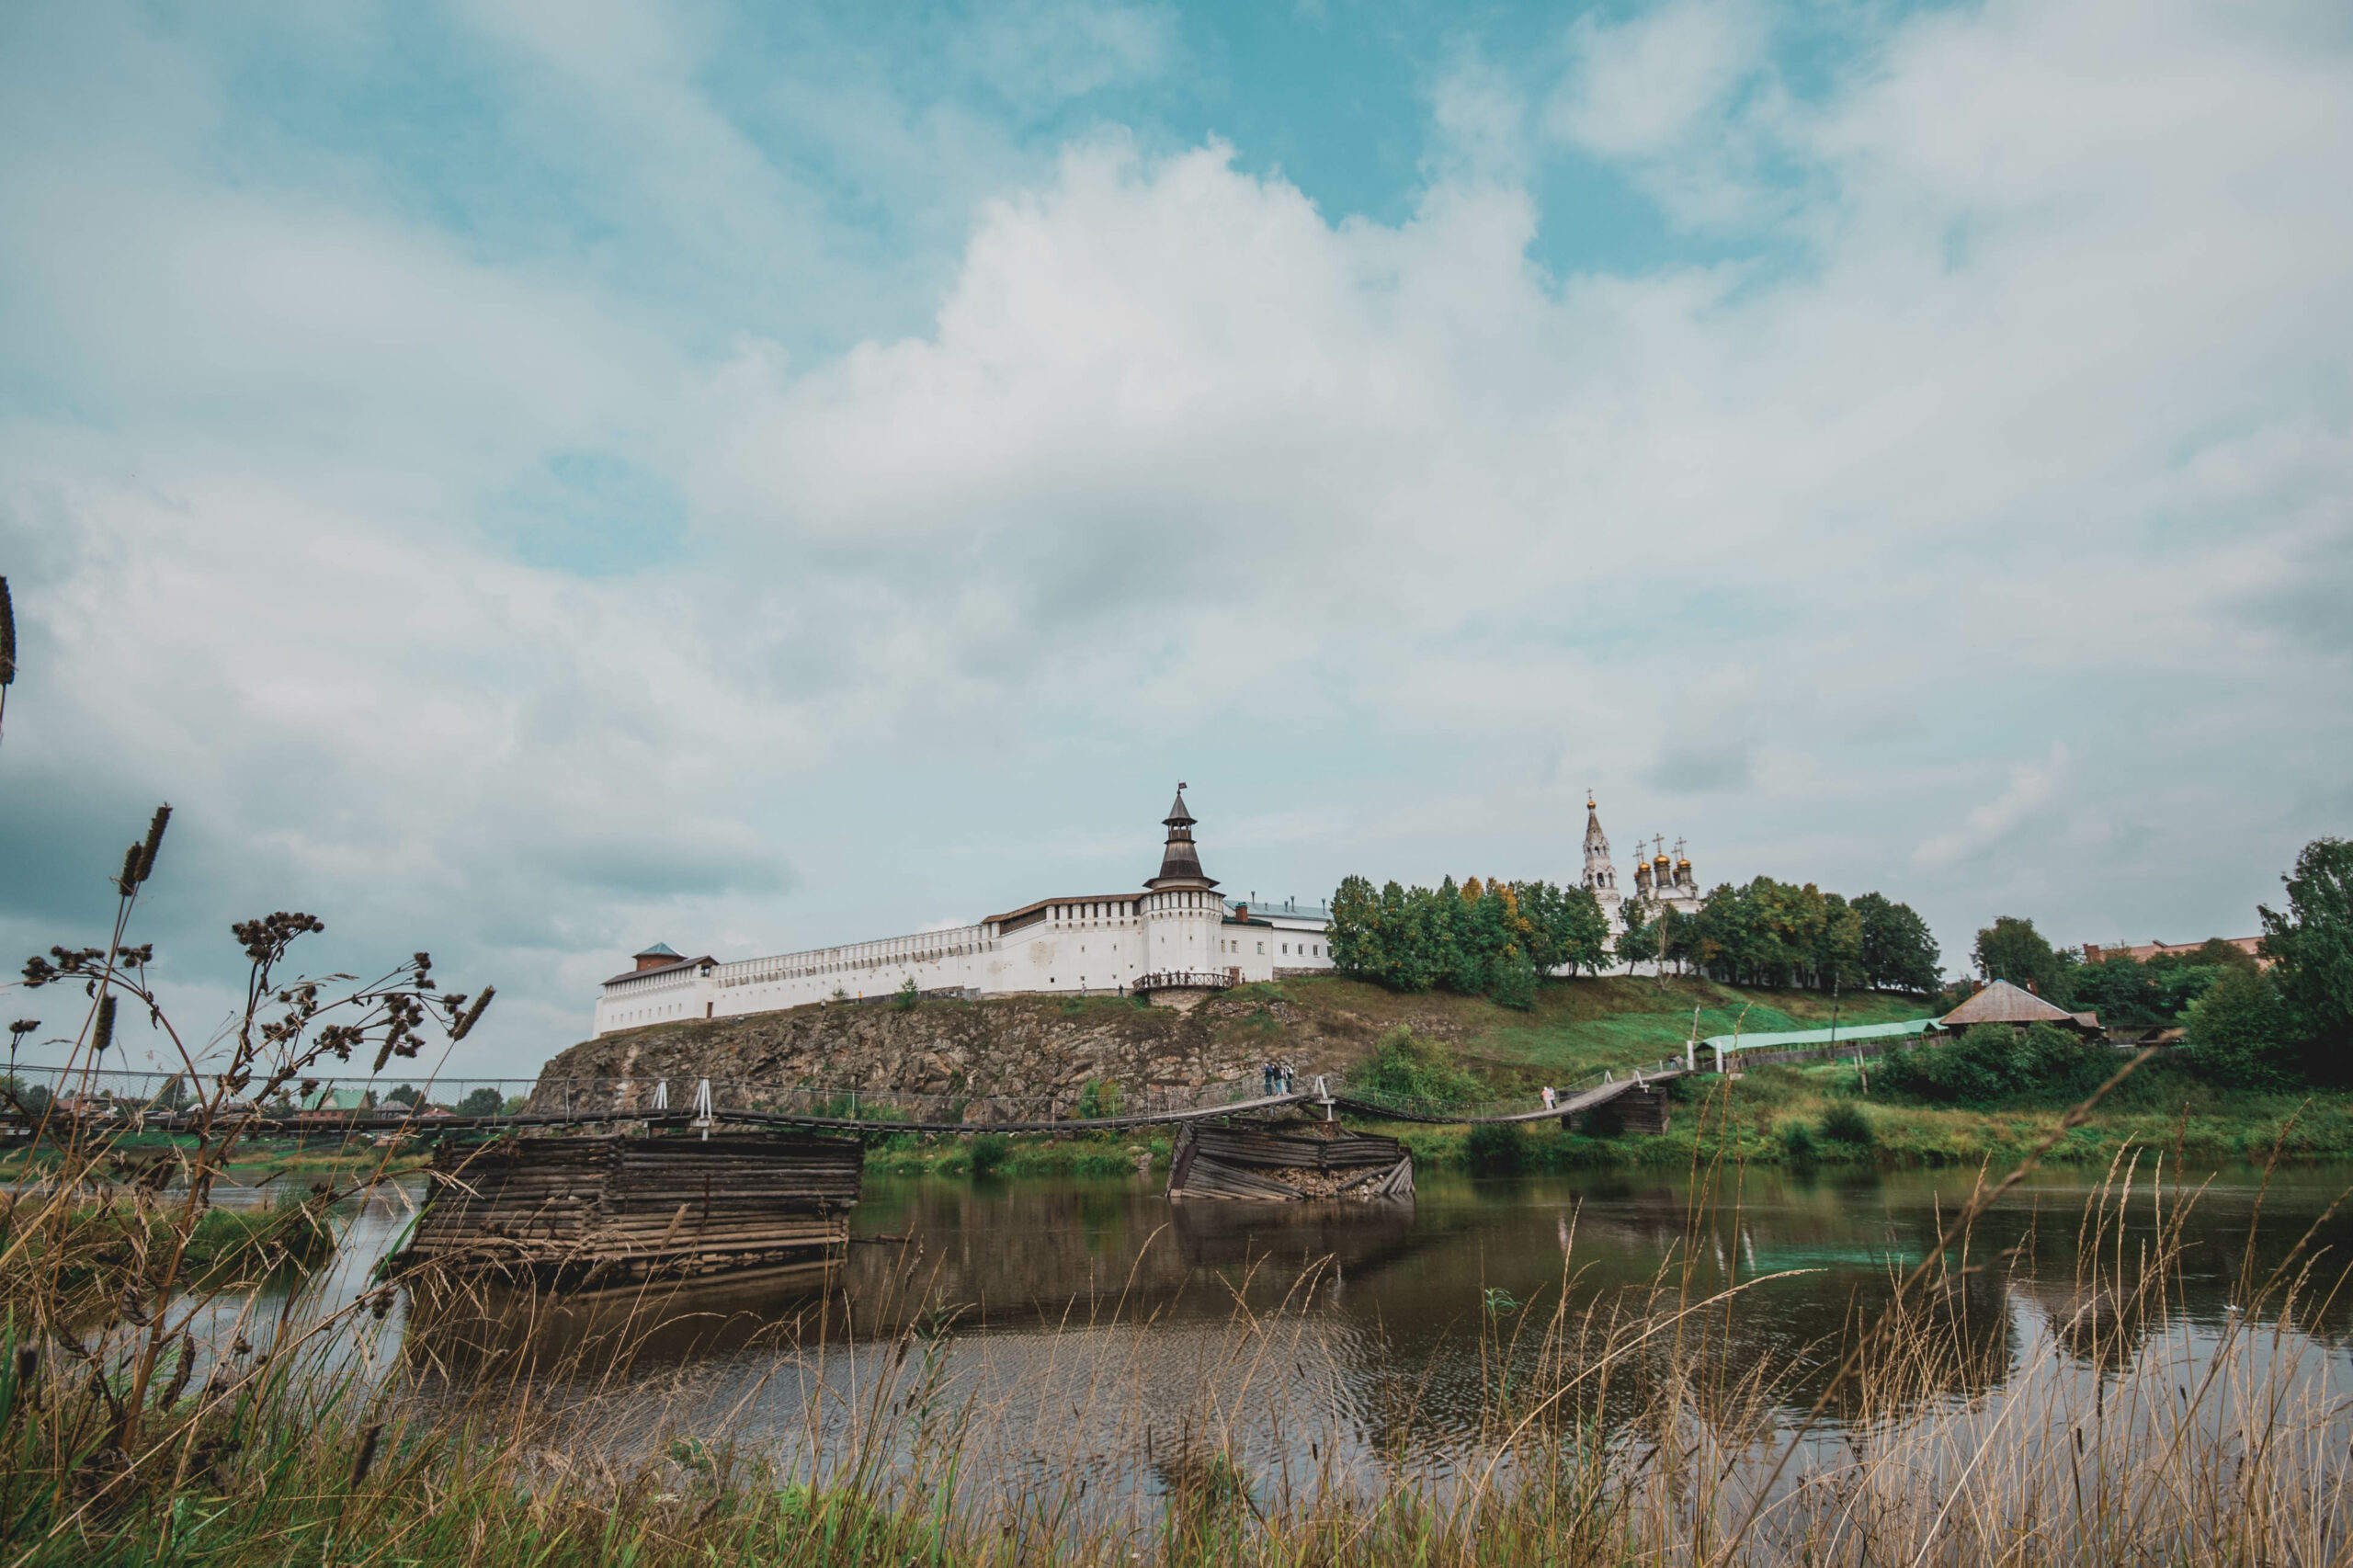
left=1541, top=1085, right=1557, bottom=1112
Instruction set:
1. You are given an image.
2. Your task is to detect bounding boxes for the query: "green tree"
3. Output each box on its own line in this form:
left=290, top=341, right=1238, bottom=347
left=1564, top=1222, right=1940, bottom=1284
left=458, top=1086, right=504, bottom=1117
left=1488, top=946, right=1539, bottom=1010
left=386, top=1083, right=423, bottom=1108
left=1533, top=881, right=1611, bottom=975
left=2182, top=966, right=2297, bottom=1087
left=1328, top=875, right=1384, bottom=980
left=1972, top=915, right=2075, bottom=1000
left=1854, top=892, right=1942, bottom=993
left=1614, top=902, right=1661, bottom=973
left=2260, top=836, right=2353, bottom=1066
left=893, top=975, right=920, bottom=1010
left=1815, top=892, right=1866, bottom=991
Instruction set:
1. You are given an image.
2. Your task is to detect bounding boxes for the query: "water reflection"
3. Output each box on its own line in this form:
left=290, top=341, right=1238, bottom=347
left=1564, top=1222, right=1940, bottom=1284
left=375, top=1162, right=2353, bottom=1503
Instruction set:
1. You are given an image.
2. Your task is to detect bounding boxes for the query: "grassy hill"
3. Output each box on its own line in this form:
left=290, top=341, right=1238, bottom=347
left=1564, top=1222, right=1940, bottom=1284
left=1223, top=973, right=1932, bottom=1090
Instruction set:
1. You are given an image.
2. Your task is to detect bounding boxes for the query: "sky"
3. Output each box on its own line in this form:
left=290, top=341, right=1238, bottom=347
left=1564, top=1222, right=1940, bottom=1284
left=1, top=0, right=2347, bottom=1077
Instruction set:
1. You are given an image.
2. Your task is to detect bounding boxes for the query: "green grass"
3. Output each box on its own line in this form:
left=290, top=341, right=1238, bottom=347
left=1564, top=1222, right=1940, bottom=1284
left=1472, top=977, right=1928, bottom=1080
left=1255, top=973, right=1929, bottom=1090
left=1352, top=1060, right=2353, bottom=1173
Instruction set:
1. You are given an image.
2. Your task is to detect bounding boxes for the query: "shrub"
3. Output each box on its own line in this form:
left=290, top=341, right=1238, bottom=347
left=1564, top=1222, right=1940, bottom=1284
left=1818, top=1100, right=1874, bottom=1148
left=1878, top=1023, right=2109, bottom=1108
left=1779, top=1120, right=1819, bottom=1164
left=970, top=1132, right=1010, bottom=1178
left=1464, top=1121, right=1528, bottom=1175
left=1351, top=1028, right=1483, bottom=1110
left=1074, top=1078, right=1122, bottom=1119
left=893, top=976, right=920, bottom=1010
left=2183, top=967, right=2299, bottom=1088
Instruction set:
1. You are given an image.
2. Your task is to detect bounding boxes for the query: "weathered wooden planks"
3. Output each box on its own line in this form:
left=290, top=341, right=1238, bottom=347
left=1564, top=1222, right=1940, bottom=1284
left=1166, top=1120, right=1413, bottom=1204
left=396, top=1131, right=863, bottom=1285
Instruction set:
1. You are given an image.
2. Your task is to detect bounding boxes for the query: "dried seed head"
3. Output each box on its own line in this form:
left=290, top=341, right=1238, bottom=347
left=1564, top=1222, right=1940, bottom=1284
left=135, top=804, right=171, bottom=883
left=350, top=1421, right=385, bottom=1488
left=0, top=576, right=14, bottom=686
left=449, top=985, right=495, bottom=1042
left=117, top=845, right=142, bottom=897
left=91, top=994, right=116, bottom=1055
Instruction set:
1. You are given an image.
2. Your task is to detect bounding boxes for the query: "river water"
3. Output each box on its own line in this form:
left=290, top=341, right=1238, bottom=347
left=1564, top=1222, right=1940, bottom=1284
left=289, top=1158, right=2353, bottom=1531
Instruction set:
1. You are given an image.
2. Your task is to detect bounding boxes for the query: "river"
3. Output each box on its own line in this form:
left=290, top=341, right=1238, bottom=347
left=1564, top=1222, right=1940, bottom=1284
left=274, top=1157, right=2353, bottom=1532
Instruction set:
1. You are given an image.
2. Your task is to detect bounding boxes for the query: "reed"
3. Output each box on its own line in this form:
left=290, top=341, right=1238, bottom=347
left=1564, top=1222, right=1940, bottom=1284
left=6, top=831, right=2353, bottom=1566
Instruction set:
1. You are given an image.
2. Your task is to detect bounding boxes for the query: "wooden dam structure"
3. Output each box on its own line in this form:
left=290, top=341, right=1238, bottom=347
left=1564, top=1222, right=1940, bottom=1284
left=1166, top=1120, right=1414, bottom=1202
left=396, top=1131, right=864, bottom=1285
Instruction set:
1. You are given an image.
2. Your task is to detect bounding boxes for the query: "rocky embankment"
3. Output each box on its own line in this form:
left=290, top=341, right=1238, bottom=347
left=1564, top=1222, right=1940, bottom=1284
left=532, top=991, right=1388, bottom=1113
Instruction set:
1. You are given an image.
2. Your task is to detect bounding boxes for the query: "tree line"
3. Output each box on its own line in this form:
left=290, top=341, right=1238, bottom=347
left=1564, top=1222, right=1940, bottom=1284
left=1326, top=871, right=1942, bottom=1005
left=1326, top=875, right=1611, bottom=1007
left=1629, top=879, right=1940, bottom=994
left=1958, top=836, right=2352, bottom=1088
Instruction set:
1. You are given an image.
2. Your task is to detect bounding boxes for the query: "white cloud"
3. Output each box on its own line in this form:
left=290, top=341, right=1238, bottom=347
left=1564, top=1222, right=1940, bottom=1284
left=1914, top=745, right=2073, bottom=871
left=1547, top=0, right=1767, bottom=161
left=2, top=0, right=2349, bottom=1066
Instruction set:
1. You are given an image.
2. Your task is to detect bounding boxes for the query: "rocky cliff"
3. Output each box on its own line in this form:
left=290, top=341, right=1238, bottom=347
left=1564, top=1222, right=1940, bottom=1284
left=531, top=990, right=1388, bottom=1113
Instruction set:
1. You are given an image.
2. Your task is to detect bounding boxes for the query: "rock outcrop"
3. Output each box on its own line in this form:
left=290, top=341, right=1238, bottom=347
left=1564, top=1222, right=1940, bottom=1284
left=530, top=991, right=1381, bottom=1115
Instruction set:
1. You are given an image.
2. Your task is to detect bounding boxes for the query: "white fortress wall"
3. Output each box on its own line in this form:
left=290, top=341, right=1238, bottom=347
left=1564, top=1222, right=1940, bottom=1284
left=592, top=790, right=1344, bottom=1039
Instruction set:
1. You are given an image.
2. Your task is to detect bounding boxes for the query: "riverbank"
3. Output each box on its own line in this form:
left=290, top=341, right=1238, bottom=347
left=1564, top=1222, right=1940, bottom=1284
left=846, top=1060, right=2353, bottom=1178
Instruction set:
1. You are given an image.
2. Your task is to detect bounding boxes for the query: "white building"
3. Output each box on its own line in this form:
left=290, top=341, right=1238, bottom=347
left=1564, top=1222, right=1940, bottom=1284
left=592, top=788, right=1336, bottom=1037
left=1579, top=796, right=1703, bottom=934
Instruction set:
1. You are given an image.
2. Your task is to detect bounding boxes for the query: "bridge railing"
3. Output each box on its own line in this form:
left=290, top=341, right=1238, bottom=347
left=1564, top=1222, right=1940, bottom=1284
left=0, top=1062, right=1281, bottom=1131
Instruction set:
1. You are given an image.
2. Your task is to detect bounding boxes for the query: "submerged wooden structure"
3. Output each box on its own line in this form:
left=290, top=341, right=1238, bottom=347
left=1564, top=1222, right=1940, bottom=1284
left=396, top=1131, right=862, bottom=1285
left=1166, top=1120, right=1413, bottom=1202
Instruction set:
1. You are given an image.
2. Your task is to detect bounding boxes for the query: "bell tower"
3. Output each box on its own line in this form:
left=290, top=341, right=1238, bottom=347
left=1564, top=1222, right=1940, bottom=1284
left=1580, top=793, right=1625, bottom=930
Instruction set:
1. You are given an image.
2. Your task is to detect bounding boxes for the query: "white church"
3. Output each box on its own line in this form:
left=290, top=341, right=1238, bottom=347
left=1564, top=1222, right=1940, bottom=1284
left=593, top=788, right=1701, bottom=1037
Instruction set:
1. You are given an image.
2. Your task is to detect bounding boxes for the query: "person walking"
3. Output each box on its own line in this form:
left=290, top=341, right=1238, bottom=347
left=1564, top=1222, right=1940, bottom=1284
left=1540, top=1085, right=1557, bottom=1112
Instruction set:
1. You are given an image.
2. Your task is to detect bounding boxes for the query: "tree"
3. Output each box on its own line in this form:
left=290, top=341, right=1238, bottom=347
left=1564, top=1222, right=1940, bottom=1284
left=1972, top=915, right=2075, bottom=1000
left=1488, top=946, right=1538, bottom=1009
left=1614, top=903, right=1662, bottom=972
left=1328, top=875, right=1383, bottom=980
left=1530, top=881, right=1611, bottom=976
left=458, top=1085, right=504, bottom=1117
left=2260, top=836, right=2353, bottom=1065
left=386, top=1083, right=423, bottom=1108
left=1854, top=892, right=1942, bottom=993
left=1814, top=892, right=1866, bottom=992
left=1658, top=904, right=1699, bottom=976
left=2182, top=966, right=2298, bottom=1088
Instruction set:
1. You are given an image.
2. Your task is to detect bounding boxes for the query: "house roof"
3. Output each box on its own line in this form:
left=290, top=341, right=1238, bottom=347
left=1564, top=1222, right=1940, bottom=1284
left=1939, top=979, right=2098, bottom=1029
left=600, top=955, right=716, bottom=987
left=983, top=893, right=1142, bottom=927
left=633, top=941, right=683, bottom=960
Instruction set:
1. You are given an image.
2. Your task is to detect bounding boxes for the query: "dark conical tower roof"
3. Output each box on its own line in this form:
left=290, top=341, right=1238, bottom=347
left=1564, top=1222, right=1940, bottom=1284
left=1146, top=783, right=1217, bottom=889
